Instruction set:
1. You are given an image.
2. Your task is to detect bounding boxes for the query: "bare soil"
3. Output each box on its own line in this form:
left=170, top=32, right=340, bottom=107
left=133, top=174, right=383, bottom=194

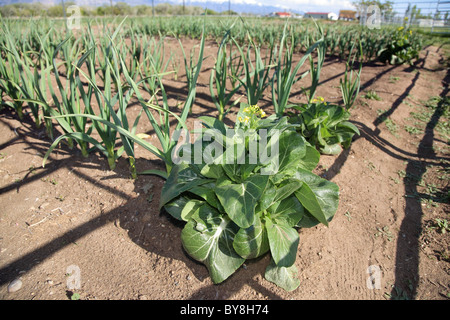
left=0, top=39, right=448, bottom=300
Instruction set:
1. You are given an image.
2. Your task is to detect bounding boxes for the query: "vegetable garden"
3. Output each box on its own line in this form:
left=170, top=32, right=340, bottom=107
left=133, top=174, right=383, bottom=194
left=0, top=16, right=448, bottom=300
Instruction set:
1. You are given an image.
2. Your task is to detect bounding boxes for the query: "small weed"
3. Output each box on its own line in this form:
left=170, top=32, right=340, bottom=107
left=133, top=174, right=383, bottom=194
left=397, top=170, right=406, bottom=178
left=375, top=226, right=394, bottom=242
left=359, top=99, right=370, bottom=108
left=344, top=211, right=352, bottom=221
left=434, top=218, right=449, bottom=234
left=423, top=96, right=442, bottom=109
left=41, top=177, right=58, bottom=185
left=27, top=165, right=38, bottom=175
left=390, top=176, right=400, bottom=184
left=436, top=249, right=450, bottom=262
left=403, top=100, right=415, bottom=108
left=66, top=290, right=80, bottom=300
left=421, top=198, right=439, bottom=208
left=367, top=161, right=376, bottom=171
left=410, top=110, right=432, bottom=122
left=384, top=118, right=398, bottom=137
left=384, top=284, right=410, bottom=300
left=365, top=90, right=382, bottom=101
left=71, top=292, right=80, bottom=300
left=389, top=75, right=400, bottom=83
left=404, top=125, right=422, bottom=135
left=376, top=109, right=398, bottom=136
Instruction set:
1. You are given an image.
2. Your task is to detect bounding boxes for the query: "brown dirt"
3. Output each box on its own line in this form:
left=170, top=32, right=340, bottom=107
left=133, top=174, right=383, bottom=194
left=0, top=38, right=448, bottom=301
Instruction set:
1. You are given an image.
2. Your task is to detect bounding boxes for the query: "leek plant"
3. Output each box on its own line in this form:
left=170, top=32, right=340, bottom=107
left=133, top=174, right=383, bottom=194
left=209, top=30, right=242, bottom=121
left=47, top=37, right=91, bottom=155
left=306, top=25, right=326, bottom=104
left=340, top=42, right=363, bottom=110
left=271, top=23, right=323, bottom=117
left=232, top=32, right=275, bottom=106
left=44, top=21, right=142, bottom=177
left=140, top=35, right=172, bottom=96
left=0, top=23, right=24, bottom=120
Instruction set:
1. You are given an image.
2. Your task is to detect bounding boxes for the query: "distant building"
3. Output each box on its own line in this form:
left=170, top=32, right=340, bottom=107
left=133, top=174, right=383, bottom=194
left=268, top=12, right=292, bottom=18
left=305, top=12, right=338, bottom=20
left=418, top=19, right=444, bottom=27
left=339, top=10, right=356, bottom=21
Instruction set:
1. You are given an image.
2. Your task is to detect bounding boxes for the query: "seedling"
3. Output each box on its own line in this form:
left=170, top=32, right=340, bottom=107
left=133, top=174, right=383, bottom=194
left=434, top=218, right=449, bottom=234
left=375, top=226, right=394, bottom=242
left=389, top=75, right=400, bottom=83
left=364, top=90, right=381, bottom=101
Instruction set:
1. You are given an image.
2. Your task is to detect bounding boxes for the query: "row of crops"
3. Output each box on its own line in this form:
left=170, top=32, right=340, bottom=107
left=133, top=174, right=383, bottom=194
left=0, top=16, right=424, bottom=291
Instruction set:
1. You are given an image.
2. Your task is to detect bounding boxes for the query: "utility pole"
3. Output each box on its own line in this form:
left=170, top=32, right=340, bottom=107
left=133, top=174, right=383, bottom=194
left=61, top=0, right=67, bottom=31
left=229, top=0, right=231, bottom=15
left=432, top=0, right=442, bottom=33
left=404, top=3, right=411, bottom=28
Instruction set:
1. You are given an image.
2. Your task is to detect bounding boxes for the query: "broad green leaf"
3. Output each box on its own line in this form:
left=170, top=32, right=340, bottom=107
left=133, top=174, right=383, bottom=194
left=159, top=164, right=212, bottom=209
left=295, top=182, right=328, bottom=226
left=181, top=199, right=204, bottom=221
left=181, top=205, right=244, bottom=284
left=266, top=218, right=299, bottom=268
left=188, top=182, right=222, bottom=210
left=215, top=174, right=269, bottom=229
left=320, top=143, right=342, bottom=155
left=265, top=130, right=306, bottom=174
left=293, top=168, right=339, bottom=228
left=298, top=145, right=320, bottom=171
left=164, top=196, right=190, bottom=221
left=260, top=179, right=303, bottom=212
left=265, top=258, right=300, bottom=292
left=138, top=169, right=168, bottom=180
left=268, top=195, right=304, bottom=227
left=233, top=215, right=269, bottom=259
left=258, top=180, right=277, bottom=212
left=200, top=164, right=225, bottom=179
left=339, top=121, right=360, bottom=135
left=199, top=116, right=229, bottom=136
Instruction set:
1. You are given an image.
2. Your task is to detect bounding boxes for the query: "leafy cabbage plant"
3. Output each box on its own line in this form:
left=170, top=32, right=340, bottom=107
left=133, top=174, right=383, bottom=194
left=159, top=104, right=339, bottom=291
left=377, top=27, right=420, bottom=65
left=290, top=98, right=360, bottom=155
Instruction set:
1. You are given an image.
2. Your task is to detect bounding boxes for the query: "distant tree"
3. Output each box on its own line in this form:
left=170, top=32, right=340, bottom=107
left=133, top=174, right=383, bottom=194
left=221, top=10, right=238, bottom=15
left=47, top=5, right=63, bottom=17
left=0, top=5, right=18, bottom=17
left=204, top=8, right=218, bottom=15
left=113, top=2, right=131, bottom=15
